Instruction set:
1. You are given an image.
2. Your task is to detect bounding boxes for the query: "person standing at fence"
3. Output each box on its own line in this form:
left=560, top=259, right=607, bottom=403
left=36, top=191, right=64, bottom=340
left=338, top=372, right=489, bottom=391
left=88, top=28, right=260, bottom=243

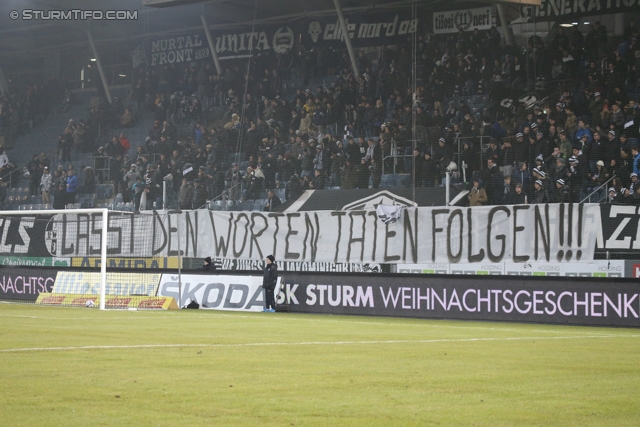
left=40, top=166, right=52, bottom=205
left=0, top=178, right=6, bottom=210
left=132, top=176, right=144, bottom=211
left=262, top=255, right=278, bottom=313
left=66, top=169, right=78, bottom=204
left=225, top=163, right=242, bottom=201
left=200, top=256, right=216, bottom=272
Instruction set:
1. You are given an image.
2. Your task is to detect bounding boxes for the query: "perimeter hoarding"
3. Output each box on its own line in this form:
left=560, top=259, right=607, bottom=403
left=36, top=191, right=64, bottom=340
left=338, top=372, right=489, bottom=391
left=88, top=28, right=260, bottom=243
left=0, top=268, right=57, bottom=302
left=52, top=272, right=161, bottom=296
left=397, top=260, right=626, bottom=277
left=157, top=274, right=282, bottom=311
left=280, top=273, right=640, bottom=327
left=35, top=293, right=178, bottom=310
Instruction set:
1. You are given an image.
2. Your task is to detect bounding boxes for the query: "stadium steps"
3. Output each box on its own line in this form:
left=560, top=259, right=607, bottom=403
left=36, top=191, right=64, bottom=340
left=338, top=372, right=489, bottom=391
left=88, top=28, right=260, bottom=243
left=7, top=103, right=86, bottom=169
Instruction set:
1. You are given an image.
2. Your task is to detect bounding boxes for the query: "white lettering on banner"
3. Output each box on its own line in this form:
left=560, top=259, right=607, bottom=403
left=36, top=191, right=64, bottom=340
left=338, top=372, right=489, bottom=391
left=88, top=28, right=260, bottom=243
left=51, top=204, right=600, bottom=264
left=0, top=217, right=35, bottom=254
left=150, top=35, right=202, bottom=66
left=149, top=26, right=293, bottom=66
left=157, top=274, right=280, bottom=311
left=318, top=15, right=418, bottom=42
left=0, top=275, right=54, bottom=296
left=293, top=284, right=640, bottom=320
left=601, top=205, right=640, bottom=250
left=519, top=0, right=640, bottom=21
left=305, top=284, right=374, bottom=308
left=433, top=7, right=492, bottom=34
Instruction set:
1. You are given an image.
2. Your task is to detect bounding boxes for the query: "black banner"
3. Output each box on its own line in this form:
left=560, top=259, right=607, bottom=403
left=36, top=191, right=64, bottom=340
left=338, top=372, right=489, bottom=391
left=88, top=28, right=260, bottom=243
left=145, top=13, right=421, bottom=67
left=598, top=205, right=640, bottom=253
left=0, top=215, right=54, bottom=257
left=0, top=267, right=57, bottom=302
left=280, top=273, right=640, bottom=327
left=301, top=13, right=419, bottom=49
left=517, top=0, right=640, bottom=23
left=211, top=258, right=382, bottom=273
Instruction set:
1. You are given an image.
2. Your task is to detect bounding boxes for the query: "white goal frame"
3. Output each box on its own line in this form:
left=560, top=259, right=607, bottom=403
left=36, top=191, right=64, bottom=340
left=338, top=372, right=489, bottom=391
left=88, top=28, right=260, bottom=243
left=1, top=208, right=109, bottom=309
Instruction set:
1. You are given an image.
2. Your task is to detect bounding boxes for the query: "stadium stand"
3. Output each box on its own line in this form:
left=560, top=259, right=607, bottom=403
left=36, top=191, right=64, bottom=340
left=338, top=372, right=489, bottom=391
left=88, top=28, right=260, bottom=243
left=0, top=10, right=639, bottom=212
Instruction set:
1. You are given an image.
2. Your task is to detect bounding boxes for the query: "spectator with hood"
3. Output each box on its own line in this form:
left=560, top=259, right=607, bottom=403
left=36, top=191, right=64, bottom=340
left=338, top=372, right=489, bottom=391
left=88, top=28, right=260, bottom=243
left=200, top=256, right=216, bottom=271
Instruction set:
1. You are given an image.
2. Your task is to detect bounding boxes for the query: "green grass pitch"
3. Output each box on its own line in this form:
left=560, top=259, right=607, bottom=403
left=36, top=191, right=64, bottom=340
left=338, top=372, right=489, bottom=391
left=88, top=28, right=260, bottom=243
left=1, top=303, right=639, bottom=426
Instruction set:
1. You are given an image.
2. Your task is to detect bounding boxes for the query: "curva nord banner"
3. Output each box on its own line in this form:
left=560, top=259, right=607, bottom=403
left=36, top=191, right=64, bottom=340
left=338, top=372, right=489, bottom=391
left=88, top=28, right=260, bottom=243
left=301, top=14, right=419, bottom=48
left=47, top=204, right=600, bottom=264
left=280, top=273, right=640, bottom=327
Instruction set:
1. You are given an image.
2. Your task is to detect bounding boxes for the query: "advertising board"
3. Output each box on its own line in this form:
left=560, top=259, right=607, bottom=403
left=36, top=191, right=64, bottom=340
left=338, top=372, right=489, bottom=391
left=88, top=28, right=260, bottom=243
left=280, top=273, right=640, bottom=327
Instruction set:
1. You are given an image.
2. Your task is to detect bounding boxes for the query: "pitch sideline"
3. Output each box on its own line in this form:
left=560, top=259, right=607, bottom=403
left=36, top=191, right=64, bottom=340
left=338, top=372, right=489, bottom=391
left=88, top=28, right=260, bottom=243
left=1, top=334, right=638, bottom=353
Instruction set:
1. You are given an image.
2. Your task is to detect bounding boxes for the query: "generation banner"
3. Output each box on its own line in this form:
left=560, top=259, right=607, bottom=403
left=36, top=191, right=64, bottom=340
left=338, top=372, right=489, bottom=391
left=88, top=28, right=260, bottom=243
left=432, top=7, right=493, bottom=34
left=48, top=203, right=601, bottom=265
left=157, top=273, right=282, bottom=311
left=280, top=273, right=640, bottom=327
left=515, top=0, right=640, bottom=23
left=0, top=268, right=57, bottom=302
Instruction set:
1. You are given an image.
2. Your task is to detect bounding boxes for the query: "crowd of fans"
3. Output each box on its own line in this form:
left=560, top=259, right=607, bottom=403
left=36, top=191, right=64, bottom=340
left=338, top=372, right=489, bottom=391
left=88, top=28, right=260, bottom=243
left=4, top=17, right=640, bottom=210
left=0, top=81, right=67, bottom=143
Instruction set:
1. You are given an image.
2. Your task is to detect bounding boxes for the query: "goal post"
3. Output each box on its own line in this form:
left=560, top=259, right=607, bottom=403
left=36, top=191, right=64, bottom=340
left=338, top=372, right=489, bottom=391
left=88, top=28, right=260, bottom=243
left=0, top=208, right=109, bottom=308
left=0, top=208, right=182, bottom=310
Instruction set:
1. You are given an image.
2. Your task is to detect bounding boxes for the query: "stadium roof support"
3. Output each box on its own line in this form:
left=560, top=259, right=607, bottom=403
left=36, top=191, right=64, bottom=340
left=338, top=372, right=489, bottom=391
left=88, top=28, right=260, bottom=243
left=0, top=65, right=8, bottom=95
left=86, top=29, right=112, bottom=104
left=333, top=0, right=360, bottom=78
left=201, top=15, right=223, bottom=75
left=495, top=4, right=513, bottom=45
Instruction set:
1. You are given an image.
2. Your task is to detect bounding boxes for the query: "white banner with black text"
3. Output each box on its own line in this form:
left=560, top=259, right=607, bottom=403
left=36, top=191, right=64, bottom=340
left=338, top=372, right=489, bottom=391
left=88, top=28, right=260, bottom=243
left=49, top=204, right=600, bottom=264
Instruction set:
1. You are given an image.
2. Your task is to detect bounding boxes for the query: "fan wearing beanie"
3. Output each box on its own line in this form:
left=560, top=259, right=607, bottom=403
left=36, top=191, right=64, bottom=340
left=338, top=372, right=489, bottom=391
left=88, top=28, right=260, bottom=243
left=262, top=255, right=278, bottom=312
left=200, top=256, right=216, bottom=271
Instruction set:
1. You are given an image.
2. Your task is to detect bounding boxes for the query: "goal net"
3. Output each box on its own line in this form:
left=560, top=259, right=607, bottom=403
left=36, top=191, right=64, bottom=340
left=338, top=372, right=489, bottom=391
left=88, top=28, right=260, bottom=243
left=0, top=208, right=178, bottom=310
